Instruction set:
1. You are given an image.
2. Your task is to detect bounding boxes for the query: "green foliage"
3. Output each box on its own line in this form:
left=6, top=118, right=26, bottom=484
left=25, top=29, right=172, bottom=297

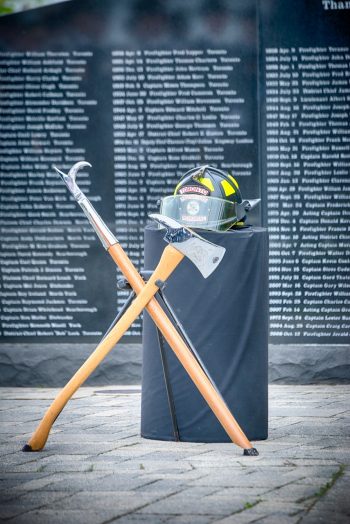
left=296, top=464, right=346, bottom=508
left=0, top=0, right=54, bottom=17
left=242, top=499, right=262, bottom=511
left=0, top=0, right=13, bottom=15
left=313, top=464, right=345, bottom=499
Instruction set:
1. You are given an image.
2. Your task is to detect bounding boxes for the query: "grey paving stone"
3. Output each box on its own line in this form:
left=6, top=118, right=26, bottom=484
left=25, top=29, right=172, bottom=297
left=47, top=489, right=168, bottom=514
left=213, top=509, right=283, bottom=524
left=6, top=508, right=134, bottom=524
left=301, top=512, right=350, bottom=524
left=269, top=407, right=349, bottom=417
left=42, top=441, right=121, bottom=455
left=0, top=385, right=349, bottom=523
left=298, top=475, right=350, bottom=522
left=115, top=514, right=173, bottom=523
left=0, top=490, right=74, bottom=519
left=0, top=475, right=58, bottom=502
left=42, top=472, right=161, bottom=493
left=166, top=516, right=216, bottom=524
left=244, top=499, right=307, bottom=516
left=229, top=514, right=300, bottom=524
left=133, top=479, right=186, bottom=496
left=137, top=492, right=247, bottom=517
left=139, top=470, right=209, bottom=482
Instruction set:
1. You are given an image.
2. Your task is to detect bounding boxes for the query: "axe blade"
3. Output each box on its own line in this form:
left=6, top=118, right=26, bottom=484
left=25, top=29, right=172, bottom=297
left=149, top=213, right=226, bottom=279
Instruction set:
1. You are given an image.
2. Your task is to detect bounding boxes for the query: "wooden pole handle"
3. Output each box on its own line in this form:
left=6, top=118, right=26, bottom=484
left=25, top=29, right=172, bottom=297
left=24, top=245, right=184, bottom=451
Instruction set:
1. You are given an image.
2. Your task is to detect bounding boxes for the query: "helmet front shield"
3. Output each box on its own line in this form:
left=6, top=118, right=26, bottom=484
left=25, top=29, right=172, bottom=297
left=160, top=194, right=239, bottom=232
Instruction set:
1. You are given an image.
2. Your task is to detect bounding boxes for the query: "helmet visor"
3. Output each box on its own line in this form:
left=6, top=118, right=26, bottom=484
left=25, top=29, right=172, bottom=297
left=160, top=195, right=238, bottom=231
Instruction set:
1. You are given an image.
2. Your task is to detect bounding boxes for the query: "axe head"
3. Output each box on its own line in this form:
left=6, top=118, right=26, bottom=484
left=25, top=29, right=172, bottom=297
left=149, top=214, right=226, bottom=279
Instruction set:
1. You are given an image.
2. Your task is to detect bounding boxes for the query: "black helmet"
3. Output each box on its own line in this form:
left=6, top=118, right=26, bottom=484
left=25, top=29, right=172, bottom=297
left=160, top=165, right=259, bottom=231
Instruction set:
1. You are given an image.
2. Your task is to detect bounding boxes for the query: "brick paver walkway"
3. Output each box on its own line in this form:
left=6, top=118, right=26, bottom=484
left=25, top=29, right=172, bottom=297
left=0, top=385, right=349, bottom=523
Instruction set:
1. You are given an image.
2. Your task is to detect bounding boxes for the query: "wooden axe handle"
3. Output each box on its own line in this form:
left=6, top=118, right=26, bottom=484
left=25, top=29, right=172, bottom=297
left=108, top=243, right=253, bottom=451
left=24, top=245, right=184, bottom=451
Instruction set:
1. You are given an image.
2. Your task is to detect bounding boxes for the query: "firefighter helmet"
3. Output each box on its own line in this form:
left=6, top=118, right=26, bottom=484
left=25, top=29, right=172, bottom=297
left=160, top=165, right=259, bottom=231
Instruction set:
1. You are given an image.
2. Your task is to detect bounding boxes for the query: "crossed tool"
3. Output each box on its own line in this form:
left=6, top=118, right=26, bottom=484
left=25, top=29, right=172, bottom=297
left=22, top=161, right=258, bottom=456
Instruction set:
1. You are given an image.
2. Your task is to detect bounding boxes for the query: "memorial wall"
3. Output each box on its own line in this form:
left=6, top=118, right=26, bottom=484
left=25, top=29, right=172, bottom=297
left=0, top=0, right=349, bottom=345
left=260, top=1, right=350, bottom=343
left=0, top=0, right=258, bottom=341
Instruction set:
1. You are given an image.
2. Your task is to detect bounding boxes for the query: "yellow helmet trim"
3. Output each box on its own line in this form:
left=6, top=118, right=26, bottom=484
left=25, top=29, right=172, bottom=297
left=221, top=179, right=236, bottom=197
left=228, top=174, right=239, bottom=189
left=197, top=177, right=214, bottom=192
left=174, top=182, right=182, bottom=195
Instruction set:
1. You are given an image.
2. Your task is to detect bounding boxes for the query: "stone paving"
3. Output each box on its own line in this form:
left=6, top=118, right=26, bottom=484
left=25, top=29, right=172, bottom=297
left=0, top=385, right=349, bottom=523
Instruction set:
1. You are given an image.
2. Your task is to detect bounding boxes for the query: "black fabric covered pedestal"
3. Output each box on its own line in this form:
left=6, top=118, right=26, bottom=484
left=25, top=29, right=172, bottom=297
left=141, top=225, right=269, bottom=442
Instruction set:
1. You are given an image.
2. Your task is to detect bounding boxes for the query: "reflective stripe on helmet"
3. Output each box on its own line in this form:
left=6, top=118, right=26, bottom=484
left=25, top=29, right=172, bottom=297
left=228, top=174, right=239, bottom=189
left=197, top=177, right=214, bottom=192
left=221, top=179, right=236, bottom=197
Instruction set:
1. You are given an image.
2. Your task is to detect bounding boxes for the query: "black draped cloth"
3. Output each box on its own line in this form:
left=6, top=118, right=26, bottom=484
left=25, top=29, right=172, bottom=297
left=141, top=225, right=268, bottom=442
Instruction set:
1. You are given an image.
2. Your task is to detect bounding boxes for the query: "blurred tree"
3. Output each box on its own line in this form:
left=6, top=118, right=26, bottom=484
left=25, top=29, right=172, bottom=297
left=0, top=0, right=13, bottom=15
left=0, top=0, right=69, bottom=16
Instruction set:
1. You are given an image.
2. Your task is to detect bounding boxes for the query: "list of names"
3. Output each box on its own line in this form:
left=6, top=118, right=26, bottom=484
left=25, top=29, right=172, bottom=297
left=0, top=50, right=103, bottom=338
left=265, top=46, right=350, bottom=341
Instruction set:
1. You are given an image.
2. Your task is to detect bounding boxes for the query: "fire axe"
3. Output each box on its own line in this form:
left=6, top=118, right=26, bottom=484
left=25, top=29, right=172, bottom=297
left=22, top=161, right=258, bottom=456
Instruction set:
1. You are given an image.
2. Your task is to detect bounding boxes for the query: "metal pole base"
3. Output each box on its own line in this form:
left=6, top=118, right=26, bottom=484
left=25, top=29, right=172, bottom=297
left=243, top=448, right=259, bottom=456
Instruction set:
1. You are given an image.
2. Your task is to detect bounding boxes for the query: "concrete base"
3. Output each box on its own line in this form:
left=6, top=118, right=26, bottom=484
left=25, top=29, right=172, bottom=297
left=269, top=344, right=350, bottom=384
left=0, top=343, right=142, bottom=387
left=0, top=343, right=349, bottom=386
